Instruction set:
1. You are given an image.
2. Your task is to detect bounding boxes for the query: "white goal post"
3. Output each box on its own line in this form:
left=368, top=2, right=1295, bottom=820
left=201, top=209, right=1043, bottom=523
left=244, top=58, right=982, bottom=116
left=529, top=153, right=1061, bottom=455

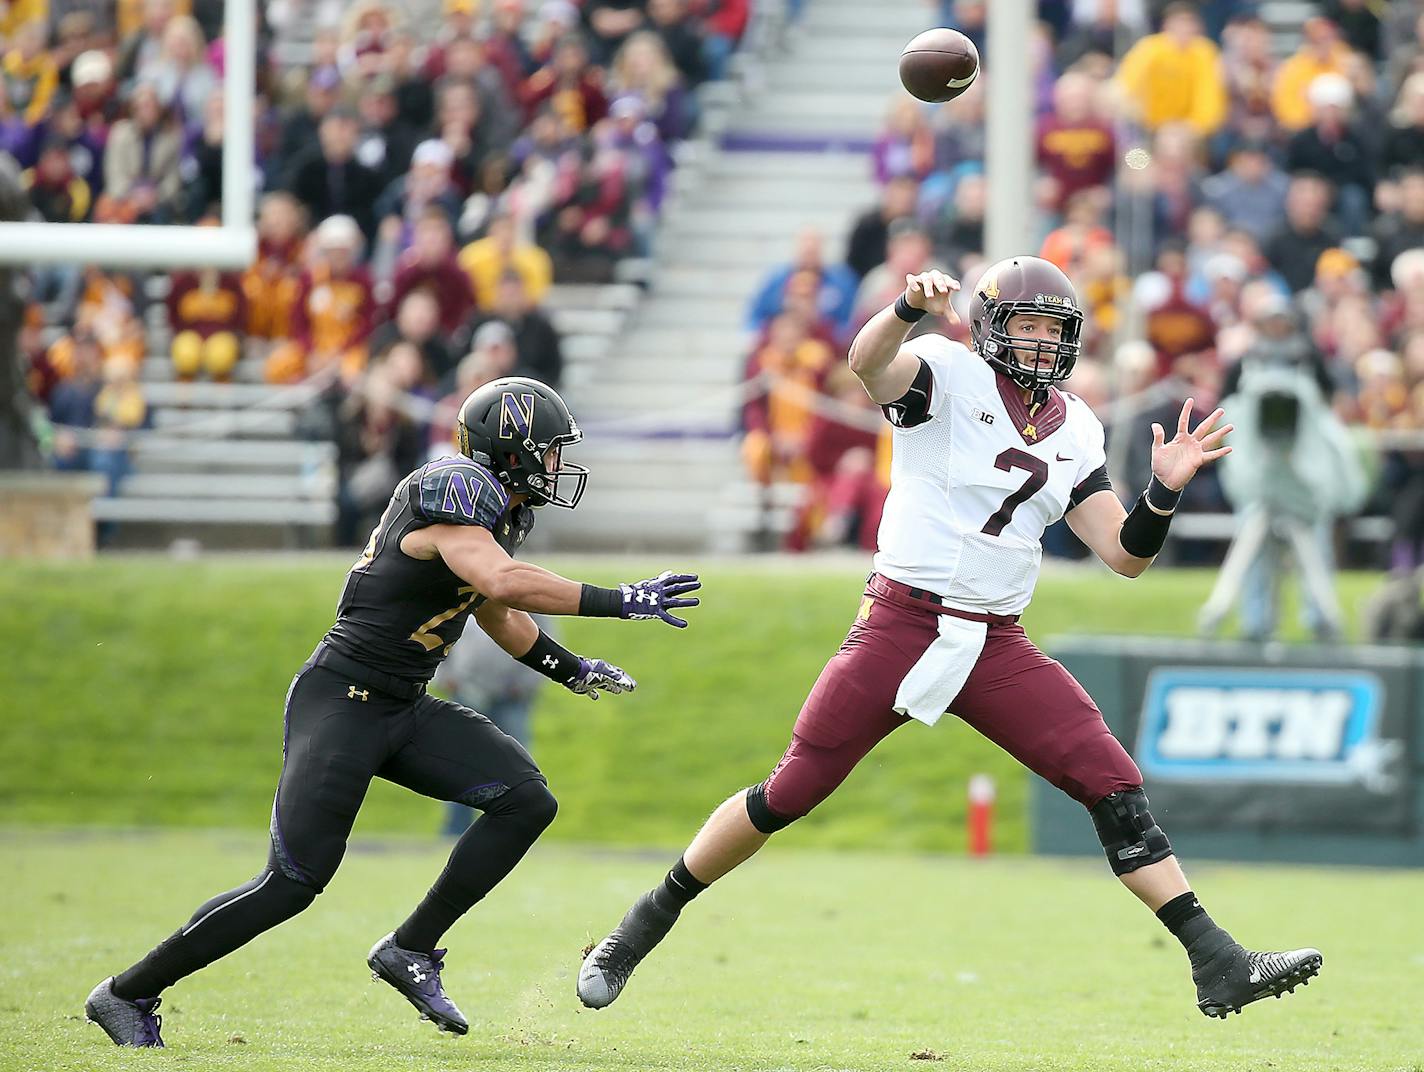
left=0, top=0, right=256, bottom=269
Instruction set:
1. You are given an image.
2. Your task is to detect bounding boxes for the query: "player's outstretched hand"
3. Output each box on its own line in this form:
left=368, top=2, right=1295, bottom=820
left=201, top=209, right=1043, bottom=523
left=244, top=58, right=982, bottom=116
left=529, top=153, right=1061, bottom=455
left=904, top=270, right=961, bottom=322
left=1151, top=398, right=1233, bottom=491
left=618, top=570, right=702, bottom=628
left=568, top=658, right=637, bottom=701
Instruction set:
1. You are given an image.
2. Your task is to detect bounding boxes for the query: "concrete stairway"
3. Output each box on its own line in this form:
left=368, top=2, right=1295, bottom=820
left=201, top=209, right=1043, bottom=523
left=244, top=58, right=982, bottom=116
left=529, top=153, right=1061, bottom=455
left=548, top=0, right=931, bottom=552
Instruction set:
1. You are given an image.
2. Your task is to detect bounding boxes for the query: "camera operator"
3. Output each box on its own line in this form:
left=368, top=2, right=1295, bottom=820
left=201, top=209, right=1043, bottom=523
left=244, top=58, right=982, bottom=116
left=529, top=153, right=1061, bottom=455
left=1199, top=292, right=1369, bottom=640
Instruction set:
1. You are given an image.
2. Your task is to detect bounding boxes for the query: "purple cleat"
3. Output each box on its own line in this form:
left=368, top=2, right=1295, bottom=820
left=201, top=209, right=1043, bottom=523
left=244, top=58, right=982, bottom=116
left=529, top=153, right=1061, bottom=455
left=84, top=977, right=165, bottom=1047
left=367, top=933, right=469, bottom=1035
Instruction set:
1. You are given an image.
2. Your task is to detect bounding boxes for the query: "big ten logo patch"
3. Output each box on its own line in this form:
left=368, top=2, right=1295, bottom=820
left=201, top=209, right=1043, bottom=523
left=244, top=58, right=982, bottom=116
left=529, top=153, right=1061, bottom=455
left=972, top=407, right=994, bottom=425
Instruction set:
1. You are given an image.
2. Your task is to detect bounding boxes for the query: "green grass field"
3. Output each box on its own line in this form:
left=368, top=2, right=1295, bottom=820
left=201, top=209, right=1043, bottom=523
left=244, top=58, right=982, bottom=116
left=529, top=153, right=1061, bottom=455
left=3, top=558, right=1419, bottom=1070
left=0, top=557, right=1387, bottom=853
left=4, top=829, right=1422, bottom=1072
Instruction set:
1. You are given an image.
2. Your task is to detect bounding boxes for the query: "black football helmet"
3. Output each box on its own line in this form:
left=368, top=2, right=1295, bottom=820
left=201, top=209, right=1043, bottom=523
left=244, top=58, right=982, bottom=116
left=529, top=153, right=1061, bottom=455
left=968, top=255, right=1084, bottom=390
left=456, top=376, right=588, bottom=508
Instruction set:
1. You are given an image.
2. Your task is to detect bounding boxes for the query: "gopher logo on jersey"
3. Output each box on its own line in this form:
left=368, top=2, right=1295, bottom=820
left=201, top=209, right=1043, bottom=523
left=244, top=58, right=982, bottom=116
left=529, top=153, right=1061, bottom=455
left=499, top=391, right=537, bottom=441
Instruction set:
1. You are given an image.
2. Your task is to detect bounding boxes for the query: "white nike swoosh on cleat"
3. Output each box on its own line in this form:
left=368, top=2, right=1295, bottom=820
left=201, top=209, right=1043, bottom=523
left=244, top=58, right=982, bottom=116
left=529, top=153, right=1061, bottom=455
left=1249, top=969, right=1263, bottom=983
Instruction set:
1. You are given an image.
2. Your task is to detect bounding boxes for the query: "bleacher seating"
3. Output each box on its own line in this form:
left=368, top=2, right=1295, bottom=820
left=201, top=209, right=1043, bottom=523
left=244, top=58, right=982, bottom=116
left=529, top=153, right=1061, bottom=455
left=100, top=282, right=650, bottom=537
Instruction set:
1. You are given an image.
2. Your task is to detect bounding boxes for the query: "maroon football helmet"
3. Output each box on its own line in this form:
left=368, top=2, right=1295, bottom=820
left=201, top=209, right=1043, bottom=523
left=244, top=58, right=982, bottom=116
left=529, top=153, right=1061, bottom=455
left=968, top=256, right=1084, bottom=390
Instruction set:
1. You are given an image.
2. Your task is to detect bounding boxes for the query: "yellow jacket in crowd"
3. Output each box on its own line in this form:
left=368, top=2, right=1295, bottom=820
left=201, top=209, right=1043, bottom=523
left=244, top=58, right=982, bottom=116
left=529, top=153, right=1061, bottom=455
left=115, top=0, right=192, bottom=38
left=1115, top=31, right=1228, bottom=136
left=0, top=0, right=47, bottom=39
left=2, top=39, right=57, bottom=125
left=1272, top=41, right=1353, bottom=130
left=458, top=237, right=553, bottom=311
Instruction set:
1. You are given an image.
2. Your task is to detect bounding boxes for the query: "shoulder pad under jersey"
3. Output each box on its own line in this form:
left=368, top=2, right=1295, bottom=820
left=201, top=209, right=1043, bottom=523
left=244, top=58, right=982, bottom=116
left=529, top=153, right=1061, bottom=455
left=415, top=458, right=510, bottom=530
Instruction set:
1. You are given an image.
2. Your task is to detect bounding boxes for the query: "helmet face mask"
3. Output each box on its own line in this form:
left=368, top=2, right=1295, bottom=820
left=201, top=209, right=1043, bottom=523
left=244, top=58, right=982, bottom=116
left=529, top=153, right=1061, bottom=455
left=969, top=257, right=1084, bottom=391
left=981, top=305, right=1082, bottom=389
left=519, top=435, right=589, bottom=509
left=456, top=377, right=589, bottom=509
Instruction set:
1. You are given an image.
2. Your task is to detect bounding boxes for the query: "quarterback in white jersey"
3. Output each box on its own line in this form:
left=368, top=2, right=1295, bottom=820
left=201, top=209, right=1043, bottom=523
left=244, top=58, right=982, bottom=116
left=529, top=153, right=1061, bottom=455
left=874, top=329, right=1109, bottom=617
left=579, top=256, right=1322, bottom=1022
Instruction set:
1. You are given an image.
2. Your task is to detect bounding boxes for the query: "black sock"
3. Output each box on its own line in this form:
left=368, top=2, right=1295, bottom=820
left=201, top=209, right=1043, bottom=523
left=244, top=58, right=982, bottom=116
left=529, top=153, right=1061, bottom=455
left=1156, top=890, right=1235, bottom=970
left=649, top=856, right=708, bottom=914
left=395, top=781, right=556, bottom=953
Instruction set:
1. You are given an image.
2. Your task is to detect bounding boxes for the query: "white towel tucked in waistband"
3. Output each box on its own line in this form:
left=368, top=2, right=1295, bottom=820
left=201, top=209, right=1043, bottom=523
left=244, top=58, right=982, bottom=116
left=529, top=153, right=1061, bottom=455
left=892, top=613, right=988, bottom=726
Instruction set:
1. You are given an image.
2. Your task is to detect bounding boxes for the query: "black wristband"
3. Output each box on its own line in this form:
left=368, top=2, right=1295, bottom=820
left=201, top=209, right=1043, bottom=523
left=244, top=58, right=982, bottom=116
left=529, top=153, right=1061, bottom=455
left=516, top=630, right=581, bottom=685
left=1120, top=493, right=1175, bottom=559
left=1144, top=474, right=1183, bottom=513
left=893, top=293, right=927, bottom=323
left=578, top=583, right=622, bottom=617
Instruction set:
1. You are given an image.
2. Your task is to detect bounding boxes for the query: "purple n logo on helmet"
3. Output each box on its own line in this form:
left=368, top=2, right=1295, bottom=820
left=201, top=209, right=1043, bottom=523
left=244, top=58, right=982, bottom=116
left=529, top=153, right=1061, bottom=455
left=498, top=391, right=536, bottom=440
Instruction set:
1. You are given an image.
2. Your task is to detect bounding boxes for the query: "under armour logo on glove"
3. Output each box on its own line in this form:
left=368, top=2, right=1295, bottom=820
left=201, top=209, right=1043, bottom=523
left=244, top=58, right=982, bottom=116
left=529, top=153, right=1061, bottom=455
left=568, top=658, right=637, bottom=701
left=618, top=570, right=701, bottom=628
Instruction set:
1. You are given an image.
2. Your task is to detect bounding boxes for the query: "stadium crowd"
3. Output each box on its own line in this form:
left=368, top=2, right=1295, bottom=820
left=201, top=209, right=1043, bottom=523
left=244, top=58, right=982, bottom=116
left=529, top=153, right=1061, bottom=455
left=12, top=0, right=746, bottom=540
left=743, top=0, right=1424, bottom=575
left=12, top=0, right=1424, bottom=575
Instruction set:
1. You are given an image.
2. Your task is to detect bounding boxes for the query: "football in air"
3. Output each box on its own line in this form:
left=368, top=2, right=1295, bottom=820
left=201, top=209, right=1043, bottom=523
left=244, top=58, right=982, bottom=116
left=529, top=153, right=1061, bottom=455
left=899, top=27, right=980, bottom=103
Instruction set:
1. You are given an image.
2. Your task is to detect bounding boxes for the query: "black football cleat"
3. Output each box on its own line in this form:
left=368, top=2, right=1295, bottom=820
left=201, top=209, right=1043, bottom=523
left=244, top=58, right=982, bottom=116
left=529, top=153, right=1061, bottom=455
left=577, top=891, right=680, bottom=1009
left=84, top=977, right=165, bottom=1047
left=1194, top=945, right=1323, bottom=1018
left=367, top=933, right=469, bottom=1035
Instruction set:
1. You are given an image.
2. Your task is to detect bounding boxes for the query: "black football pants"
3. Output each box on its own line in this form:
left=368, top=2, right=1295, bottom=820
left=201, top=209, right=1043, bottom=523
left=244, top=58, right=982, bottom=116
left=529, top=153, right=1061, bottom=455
left=113, top=661, right=554, bottom=999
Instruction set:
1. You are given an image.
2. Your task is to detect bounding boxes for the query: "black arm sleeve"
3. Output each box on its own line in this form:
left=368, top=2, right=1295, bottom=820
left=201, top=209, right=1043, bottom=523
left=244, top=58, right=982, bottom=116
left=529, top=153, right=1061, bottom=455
left=1066, top=464, right=1113, bottom=511
left=1119, top=493, right=1175, bottom=559
left=515, top=630, right=581, bottom=685
left=578, top=584, right=622, bottom=617
left=880, top=357, right=934, bottom=429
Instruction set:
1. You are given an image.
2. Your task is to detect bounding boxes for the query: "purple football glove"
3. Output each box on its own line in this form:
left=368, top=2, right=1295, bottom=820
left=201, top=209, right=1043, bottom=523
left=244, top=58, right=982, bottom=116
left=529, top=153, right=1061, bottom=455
left=568, top=658, right=636, bottom=701
left=618, top=570, right=702, bottom=628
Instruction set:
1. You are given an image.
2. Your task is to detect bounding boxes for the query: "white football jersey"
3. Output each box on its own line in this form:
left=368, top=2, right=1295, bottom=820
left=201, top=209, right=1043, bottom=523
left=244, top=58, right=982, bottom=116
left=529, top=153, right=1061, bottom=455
left=872, top=333, right=1109, bottom=615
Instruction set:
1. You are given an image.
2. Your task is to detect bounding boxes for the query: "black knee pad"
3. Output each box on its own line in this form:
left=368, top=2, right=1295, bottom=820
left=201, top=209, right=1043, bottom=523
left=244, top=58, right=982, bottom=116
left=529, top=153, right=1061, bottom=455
left=487, top=778, right=558, bottom=835
left=1089, top=787, right=1173, bottom=876
left=745, top=781, right=796, bottom=834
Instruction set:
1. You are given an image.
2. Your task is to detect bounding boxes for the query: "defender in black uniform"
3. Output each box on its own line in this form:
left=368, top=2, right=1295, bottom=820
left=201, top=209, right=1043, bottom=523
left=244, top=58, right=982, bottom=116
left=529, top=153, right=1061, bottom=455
left=85, top=377, right=702, bottom=1047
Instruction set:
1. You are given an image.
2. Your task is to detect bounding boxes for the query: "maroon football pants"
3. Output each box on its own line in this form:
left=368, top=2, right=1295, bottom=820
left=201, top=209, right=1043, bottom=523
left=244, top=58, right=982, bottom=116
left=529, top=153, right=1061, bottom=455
left=762, top=574, right=1143, bottom=821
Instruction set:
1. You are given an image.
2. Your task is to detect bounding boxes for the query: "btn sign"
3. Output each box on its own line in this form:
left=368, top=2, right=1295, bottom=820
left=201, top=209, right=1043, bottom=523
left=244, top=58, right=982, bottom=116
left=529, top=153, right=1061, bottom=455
left=1135, top=668, right=1399, bottom=789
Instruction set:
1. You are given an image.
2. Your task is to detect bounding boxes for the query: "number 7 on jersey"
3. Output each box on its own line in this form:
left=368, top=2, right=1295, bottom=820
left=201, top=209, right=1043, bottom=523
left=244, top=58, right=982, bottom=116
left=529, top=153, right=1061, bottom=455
left=981, top=448, right=1048, bottom=536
